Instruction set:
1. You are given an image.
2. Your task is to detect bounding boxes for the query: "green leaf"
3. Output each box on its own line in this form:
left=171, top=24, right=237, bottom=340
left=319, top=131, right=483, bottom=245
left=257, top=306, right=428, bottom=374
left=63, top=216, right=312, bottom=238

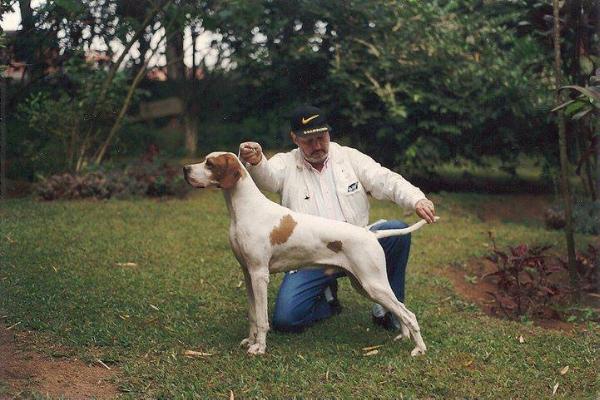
left=564, top=100, right=586, bottom=116
left=550, top=99, right=575, bottom=113
left=571, top=108, right=593, bottom=120
left=559, top=85, right=600, bottom=102
left=580, top=56, right=594, bottom=76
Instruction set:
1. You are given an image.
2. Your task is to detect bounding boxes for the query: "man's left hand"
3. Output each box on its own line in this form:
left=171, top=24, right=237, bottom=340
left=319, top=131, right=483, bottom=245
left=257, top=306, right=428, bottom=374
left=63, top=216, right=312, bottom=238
left=415, top=199, right=436, bottom=223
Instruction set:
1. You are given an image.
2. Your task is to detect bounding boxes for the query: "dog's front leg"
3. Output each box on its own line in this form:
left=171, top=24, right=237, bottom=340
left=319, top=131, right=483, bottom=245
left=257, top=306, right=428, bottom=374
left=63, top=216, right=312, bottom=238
left=247, top=269, right=270, bottom=355
left=239, top=267, right=258, bottom=348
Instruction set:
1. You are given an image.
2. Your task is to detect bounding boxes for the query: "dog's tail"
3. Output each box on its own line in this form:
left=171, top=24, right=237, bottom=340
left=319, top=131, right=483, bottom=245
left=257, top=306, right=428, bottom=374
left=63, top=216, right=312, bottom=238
left=371, top=217, right=440, bottom=239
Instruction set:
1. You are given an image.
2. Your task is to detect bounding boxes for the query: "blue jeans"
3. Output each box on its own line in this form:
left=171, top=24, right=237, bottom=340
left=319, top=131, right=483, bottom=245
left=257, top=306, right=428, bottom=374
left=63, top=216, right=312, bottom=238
left=272, top=220, right=411, bottom=332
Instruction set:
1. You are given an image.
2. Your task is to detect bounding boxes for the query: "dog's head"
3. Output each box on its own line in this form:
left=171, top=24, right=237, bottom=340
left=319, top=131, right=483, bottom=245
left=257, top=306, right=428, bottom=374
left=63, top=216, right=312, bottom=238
left=183, top=152, right=245, bottom=189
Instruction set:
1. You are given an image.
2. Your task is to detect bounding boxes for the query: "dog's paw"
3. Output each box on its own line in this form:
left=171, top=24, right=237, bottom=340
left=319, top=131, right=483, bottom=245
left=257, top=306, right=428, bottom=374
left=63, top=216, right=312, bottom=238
left=247, top=343, right=266, bottom=355
left=239, top=337, right=255, bottom=348
left=410, top=346, right=426, bottom=357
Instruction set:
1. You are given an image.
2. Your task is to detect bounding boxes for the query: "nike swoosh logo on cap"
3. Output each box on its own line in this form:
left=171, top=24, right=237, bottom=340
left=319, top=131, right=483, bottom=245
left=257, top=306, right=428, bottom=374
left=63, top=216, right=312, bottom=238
left=302, top=114, right=319, bottom=125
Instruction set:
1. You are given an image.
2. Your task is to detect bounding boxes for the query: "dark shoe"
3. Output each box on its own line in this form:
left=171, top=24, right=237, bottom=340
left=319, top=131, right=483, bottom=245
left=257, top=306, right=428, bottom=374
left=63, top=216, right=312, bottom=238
left=372, top=312, right=401, bottom=332
left=325, top=280, right=342, bottom=315
left=328, top=298, right=343, bottom=315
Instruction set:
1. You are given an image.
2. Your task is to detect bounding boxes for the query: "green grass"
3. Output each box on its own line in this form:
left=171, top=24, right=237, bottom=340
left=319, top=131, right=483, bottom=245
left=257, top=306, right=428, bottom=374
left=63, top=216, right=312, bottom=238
left=1, top=192, right=598, bottom=399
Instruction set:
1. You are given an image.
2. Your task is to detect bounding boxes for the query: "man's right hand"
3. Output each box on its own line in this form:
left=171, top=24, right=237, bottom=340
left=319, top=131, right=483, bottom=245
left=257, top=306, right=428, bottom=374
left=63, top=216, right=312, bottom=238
left=239, top=142, right=263, bottom=166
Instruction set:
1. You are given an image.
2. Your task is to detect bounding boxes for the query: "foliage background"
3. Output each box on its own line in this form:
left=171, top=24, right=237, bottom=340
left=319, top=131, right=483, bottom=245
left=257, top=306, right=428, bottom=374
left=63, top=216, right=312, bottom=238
left=4, top=0, right=597, bottom=182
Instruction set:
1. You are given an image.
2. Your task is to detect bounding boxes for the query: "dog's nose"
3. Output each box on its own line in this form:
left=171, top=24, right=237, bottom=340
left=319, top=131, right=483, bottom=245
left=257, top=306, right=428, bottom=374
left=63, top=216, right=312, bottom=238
left=183, top=165, right=191, bottom=177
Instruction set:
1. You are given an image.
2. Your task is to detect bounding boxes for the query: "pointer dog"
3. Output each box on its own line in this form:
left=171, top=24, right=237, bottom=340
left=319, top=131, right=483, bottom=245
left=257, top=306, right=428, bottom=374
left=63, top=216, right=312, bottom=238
left=183, top=152, right=436, bottom=356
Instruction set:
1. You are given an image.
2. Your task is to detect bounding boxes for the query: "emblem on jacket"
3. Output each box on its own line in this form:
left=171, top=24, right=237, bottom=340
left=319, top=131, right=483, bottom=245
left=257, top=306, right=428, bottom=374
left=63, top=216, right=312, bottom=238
left=348, top=182, right=359, bottom=193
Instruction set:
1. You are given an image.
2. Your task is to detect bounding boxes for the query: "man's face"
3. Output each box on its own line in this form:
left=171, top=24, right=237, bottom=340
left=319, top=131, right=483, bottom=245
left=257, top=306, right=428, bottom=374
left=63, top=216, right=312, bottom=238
left=291, top=131, right=330, bottom=165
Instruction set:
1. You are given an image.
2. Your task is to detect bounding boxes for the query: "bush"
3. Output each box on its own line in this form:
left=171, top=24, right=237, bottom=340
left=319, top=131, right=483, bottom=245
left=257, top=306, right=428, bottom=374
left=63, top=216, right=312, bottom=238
left=485, top=241, right=600, bottom=321
left=562, top=244, right=600, bottom=293
left=572, top=201, right=600, bottom=235
left=35, top=160, right=189, bottom=200
left=484, top=244, right=565, bottom=319
left=544, top=200, right=600, bottom=235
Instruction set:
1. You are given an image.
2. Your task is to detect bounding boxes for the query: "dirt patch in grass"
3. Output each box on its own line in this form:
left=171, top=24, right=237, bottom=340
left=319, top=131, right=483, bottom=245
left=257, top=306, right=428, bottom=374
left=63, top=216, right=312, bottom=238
left=440, top=258, right=597, bottom=332
left=0, top=327, right=119, bottom=399
left=475, top=194, right=551, bottom=223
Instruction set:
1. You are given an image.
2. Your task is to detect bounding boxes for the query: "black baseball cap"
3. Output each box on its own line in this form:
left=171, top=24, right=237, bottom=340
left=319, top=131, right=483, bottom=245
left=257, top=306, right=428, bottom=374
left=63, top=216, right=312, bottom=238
left=290, top=105, right=331, bottom=136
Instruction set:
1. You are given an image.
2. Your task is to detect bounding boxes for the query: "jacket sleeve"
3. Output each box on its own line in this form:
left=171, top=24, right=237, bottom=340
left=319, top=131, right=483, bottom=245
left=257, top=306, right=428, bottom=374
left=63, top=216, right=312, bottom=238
left=246, top=152, right=288, bottom=194
left=345, top=146, right=426, bottom=209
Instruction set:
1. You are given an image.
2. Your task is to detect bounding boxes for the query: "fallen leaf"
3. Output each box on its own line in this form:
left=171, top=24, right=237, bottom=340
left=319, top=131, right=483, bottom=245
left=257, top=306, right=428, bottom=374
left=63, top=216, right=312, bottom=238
left=363, top=349, right=379, bottom=356
left=96, top=359, right=111, bottom=370
left=229, top=390, right=234, bottom=400
left=184, top=350, right=213, bottom=358
left=115, top=262, right=138, bottom=267
left=560, top=365, right=569, bottom=375
left=236, top=280, right=243, bottom=288
left=325, top=369, right=329, bottom=381
left=552, top=382, right=559, bottom=395
left=150, top=304, right=160, bottom=311
left=6, top=321, right=21, bottom=330
left=463, top=360, right=474, bottom=367
left=518, top=335, right=525, bottom=343
left=362, top=345, right=383, bottom=352
left=298, top=354, right=306, bottom=361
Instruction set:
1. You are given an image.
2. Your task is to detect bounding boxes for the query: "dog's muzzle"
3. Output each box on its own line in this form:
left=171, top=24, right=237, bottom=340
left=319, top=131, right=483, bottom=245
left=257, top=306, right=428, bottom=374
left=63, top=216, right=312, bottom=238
left=183, top=165, right=193, bottom=185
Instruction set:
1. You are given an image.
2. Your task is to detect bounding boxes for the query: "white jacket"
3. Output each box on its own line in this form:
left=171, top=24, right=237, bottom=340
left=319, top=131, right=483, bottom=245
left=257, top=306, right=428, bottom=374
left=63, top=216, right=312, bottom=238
left=248, top=142, right=427, bottom=227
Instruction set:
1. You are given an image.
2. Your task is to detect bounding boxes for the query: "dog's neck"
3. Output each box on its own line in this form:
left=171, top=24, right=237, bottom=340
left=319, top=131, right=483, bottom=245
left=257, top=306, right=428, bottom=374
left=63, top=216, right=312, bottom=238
left=222, top=164, right=268, bottom=223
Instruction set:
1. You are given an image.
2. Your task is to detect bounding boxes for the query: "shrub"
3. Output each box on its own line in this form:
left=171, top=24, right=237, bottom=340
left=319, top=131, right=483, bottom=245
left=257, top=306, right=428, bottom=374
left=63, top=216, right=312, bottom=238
left=485, top=240, right=600, bottom=321
left=35, top=160, right=189, bottom=200
left=572, top=201, right=600, bottom=235
left=561, top=244, right=600, bottom=293
left=544, top=200, right=600, bottom=235
left=484, top=243, right=565, bottom=319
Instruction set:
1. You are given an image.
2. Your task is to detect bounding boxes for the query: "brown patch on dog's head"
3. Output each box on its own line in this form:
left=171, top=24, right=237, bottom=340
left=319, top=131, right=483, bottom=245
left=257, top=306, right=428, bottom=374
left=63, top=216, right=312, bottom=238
left=270, top=215, right=297, bottom=245
left=207, top=153, right=246, bottom=189
left=327, top=241, right=343, bottom=253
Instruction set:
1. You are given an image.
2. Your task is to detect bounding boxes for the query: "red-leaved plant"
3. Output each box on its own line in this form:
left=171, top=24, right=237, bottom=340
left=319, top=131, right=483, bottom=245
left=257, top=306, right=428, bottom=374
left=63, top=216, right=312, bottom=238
left=484, top=239, right=565, bottom=319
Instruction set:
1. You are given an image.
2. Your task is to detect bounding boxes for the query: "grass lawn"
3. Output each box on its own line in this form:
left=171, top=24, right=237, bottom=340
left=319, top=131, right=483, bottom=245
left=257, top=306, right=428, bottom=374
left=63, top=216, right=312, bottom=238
left=1, top=191, right=598, bottom=399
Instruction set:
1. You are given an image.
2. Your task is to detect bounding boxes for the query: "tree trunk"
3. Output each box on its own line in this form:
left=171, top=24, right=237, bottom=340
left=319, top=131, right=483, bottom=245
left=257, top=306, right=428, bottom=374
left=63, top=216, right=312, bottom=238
left=166, top=20, right=197, bottom=157
left=166, top=26, right=185, bottom=80
left=17, top=0, right=42, bottom=82
left=183, top=113, right=198, bottom=157
left=552, top=0, right=579, bottom=294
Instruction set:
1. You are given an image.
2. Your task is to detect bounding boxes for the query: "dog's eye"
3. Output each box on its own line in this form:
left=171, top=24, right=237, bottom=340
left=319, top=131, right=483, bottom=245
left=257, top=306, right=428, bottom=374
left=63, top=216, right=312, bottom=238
left=206, top=159, right=214, bottom=168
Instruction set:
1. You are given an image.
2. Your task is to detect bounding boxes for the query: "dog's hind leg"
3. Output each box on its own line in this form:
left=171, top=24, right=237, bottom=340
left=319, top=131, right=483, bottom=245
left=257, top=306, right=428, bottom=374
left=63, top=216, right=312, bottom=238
left=378, top=294, right=426, bottom=356
left=350, top=273, right=412, bottom=341
left=351, top=263, right=426, bottom=356
left=366, top=282, right=426, bottom=356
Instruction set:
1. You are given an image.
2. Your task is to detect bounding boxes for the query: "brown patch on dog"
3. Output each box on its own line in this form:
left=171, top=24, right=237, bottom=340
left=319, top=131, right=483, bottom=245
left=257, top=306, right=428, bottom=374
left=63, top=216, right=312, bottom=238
left=270, top=215, right=297, bottom=245
left=327, top=240, right=343, bottom=253
left=209, top=153, right=246, bottom=189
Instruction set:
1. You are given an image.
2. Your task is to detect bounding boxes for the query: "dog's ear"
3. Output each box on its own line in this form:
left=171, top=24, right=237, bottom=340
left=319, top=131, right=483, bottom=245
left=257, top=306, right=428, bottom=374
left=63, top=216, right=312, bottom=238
left=212, top=153, right=244, bottom=189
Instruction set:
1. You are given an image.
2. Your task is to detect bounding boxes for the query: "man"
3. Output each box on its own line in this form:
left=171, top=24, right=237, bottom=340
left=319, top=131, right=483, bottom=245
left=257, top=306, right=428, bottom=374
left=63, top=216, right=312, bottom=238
left=239, top=105, right=436, bottom=333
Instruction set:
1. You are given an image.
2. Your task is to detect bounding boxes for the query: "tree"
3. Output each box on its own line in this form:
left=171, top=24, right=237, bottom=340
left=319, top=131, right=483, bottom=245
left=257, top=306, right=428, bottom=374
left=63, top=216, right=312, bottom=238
left=552, top=0, right=579, bottom=292
left=326, top=0, right=550, bottom=171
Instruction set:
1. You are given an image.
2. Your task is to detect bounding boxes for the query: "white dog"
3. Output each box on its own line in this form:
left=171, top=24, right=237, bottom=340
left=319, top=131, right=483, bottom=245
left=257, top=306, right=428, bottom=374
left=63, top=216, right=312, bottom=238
left=184, top=152, right=437, bottom=356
